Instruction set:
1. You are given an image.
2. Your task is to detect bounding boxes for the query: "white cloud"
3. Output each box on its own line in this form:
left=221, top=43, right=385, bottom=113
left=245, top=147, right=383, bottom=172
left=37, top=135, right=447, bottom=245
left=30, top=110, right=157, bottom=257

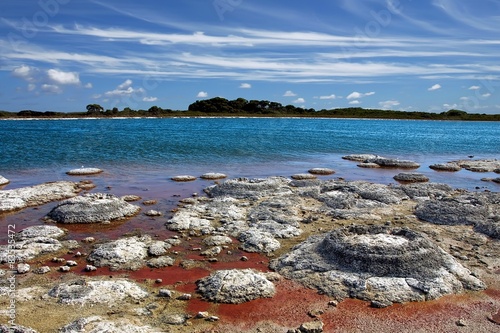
left=443, top=103, right=458, bottom=109
left=12, top=65, right=39, bottom=82
left=239, top=83, right=251, bottom=88
left=47, top=69, right=80, bottom=85
left=347, top=91, right=375, bottom=99
left=319, top=94, right=337, bottom=100
left=349, top=100, right=361, bottom=105
left=293, top=97, right=305, bottom=103
left=104, top=80, right=145, bottom=97
left=379, top=100, right=400, bottom=109
left=84, top=83, right=93, bottom=89
left=197, top=91, right=208, bottom=98
left=283, top=90, right=297, bottom=97
left=428, top=84, right=442, bottom=91
left=459, top=96, right=469, bottom=101
left=143, top=96, right=158, bottom=102
left=468, top=85, right=481, bottom=90
left=482, top=93, right=491, bottom=98
left=27, top=84, right=36, bottom=91
left=41, top=84, right=62, bottom=94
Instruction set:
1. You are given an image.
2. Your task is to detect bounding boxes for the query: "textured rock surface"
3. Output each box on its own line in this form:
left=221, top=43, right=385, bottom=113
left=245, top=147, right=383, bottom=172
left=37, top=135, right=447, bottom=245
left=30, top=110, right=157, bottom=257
left=59, top=316, right=161, bottom=333
left=200, top=172, right=227, bottom=180
left=171, top=175, right=197, bottom=182
left=197, top=269, right=276, bottom=304
left=271, top=225, right=485, bottom=304
left=0, top=175, right=9, bottom=186
left=291, top=173, right=317, bottom=180
left=87, top=236, right=151, bottom=270
left=365, top=157, right=420, bottom=169
left=0, top=181, right=81, bottom=213
left=308, top=168, right=335, bottom=175
left=66, top=167, right=103, bottom=175
left=342, top=154, right=382, bottom=161
left=48, top=278, right=148, bottom=305
left=455, top=159, right=500, bottom=172
left=46, top=193, right=141, bottom=224
left=429, top=163, right=462, bottom=172
left=0, top=324, right=38, bottom=333
left=15, top=225, right=66, bottom=241
left=393, top=172, right=430, bottom=183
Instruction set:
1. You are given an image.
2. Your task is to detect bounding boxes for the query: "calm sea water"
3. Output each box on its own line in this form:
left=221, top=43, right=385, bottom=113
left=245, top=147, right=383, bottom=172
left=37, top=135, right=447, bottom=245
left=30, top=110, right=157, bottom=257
left=0, top=117, right=499, bottom=191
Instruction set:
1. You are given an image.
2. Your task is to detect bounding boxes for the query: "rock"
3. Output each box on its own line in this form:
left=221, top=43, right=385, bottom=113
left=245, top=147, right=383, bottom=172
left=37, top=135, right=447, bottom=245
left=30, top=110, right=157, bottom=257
left=17, top=263, right=30, bottom=274
left=357, top=162, right=381, bottom=168
left=197, top=269, right=276, bottom=304
left=145, top=209, right=162, bottom=216
left=158, top=289, right=173, bottom=298
left=393, top=172, right=429, bottom=183
left=15, top=225, right=66, bottom=241
left=87, top=236, right=150, bottom=270
left=398, top=183, right=453, bottom=200
left=33, top=266, right=51, bottom=274
left=298, top=320, right=324, bottom=333
left=292, top=173, right=317, bottom=180
left=160, top=314, right=187, bottom=325
left=0, top=175, right=9, bottom=186
left=201, top=246, right=222, bottom=257
left=85, top=265, right=97, bottom=272
left=429, top=163, right=462, bottom=172
left=46, top=193, right=141, bottom=224
left=166, top=210, right=214, bottom=234
left=66, top=260, right=78, bottom=267
left=146, top=256, right=175, bottom=268
left=48, top=278, right=148, bottom=305
left=122, top=194, right=141, bottom=202
left=455, top=159, right=500, bottom=172
left=308, top=168, right=335, bottom=175
left=493, top=178, right=500, bottom=184
left=59, top=266, right=71, bottom=272
left=0, top=236, right=63, bottom=264
left=0, top=181, right=81, bottom=213
left=66, top=167, right=103, bottom=175
left=204, top=177, right=292, bottom=199
left=148, top=241, right=170, bottom=256
left=203, top=235, right=233, bottom=246
left=238, top=229, right=281, bottom=253
left=342, top=154, right=381, bottom=161
left=365, top=157, right=420, bottom=169
left=0, top=324, right=38, bottom=333
left=196, top=311, right=210, bottom=319
left=142, top=200, right=157, bottom=205
left=59, top=316, right=161, bottom=333
left=200, top=172, right=227, bottom=180
left=271, top=225, right=485, bottom=305
left=171, top=175, right=197, bottom=182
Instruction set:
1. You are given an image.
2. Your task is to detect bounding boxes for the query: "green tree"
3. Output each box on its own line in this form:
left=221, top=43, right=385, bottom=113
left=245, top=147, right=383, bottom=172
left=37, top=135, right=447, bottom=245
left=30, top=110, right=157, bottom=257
left=86, top=104, right=104, bottom=115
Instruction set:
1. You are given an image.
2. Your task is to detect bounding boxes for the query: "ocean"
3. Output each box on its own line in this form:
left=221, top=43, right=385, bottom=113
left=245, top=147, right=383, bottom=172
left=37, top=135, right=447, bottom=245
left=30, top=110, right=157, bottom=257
left=0, top=117, right=499, bottom=191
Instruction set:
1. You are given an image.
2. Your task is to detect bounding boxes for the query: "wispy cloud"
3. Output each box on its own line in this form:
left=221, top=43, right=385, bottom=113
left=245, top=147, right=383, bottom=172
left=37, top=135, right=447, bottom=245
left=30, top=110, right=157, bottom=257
left=283, top=90, right=296, bottom=97
left=319, top=94, right=337, bottom=100
left=239, top=83, right=251, bottom=88
left=347, top=91, right=375, bottom=100
left=428, top=84, right=442, bottom=91
left=379, top=100, right=400, bottom=109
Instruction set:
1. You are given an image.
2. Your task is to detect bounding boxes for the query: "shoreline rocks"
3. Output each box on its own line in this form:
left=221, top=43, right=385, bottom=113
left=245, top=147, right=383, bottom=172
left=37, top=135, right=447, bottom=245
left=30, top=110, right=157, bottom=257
left=454, top=159, right=500, bottom=172
left=45, top=193, right=141, bottom=224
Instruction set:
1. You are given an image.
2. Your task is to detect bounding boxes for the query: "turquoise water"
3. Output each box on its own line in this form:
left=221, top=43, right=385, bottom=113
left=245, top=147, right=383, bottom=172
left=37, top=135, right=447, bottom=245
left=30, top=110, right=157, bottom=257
left=0, top=118, right=499, bottom=190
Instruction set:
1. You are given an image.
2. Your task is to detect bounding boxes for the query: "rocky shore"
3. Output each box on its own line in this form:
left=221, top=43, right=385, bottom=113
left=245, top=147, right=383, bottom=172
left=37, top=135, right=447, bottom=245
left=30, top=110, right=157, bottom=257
left=0, top=160, right=499, bottom=332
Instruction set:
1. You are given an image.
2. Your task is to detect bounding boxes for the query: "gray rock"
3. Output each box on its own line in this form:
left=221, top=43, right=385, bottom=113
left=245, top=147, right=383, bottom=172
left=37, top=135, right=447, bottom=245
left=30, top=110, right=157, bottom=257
left=197, top=269, right=276, bottom=304
left=204, top=177, right=292, bottom=200
left=308, top=168, right=335, bottom=175
left=271, top=225, right=485, bottom=304
left=160, top=314, right=187, bottom=325
left=0, top=175, right=9, bottom=186
left=0, top=181, right=81, bottom=213
left=66, top=167, right=103, bottom=175
left=122, top=194, right=142, bottom=202
left=147, top=256, right=175, bottom=268
left=147, top=241, right=170, bottom=256
left=87, top=236, right=150, bottom=270
left=393, top=172, right=429, bottom=183
left=238, top=229, right=281, bottom=253
left=171, top=175, right=196, bottom=182
left=429, top=163, right=462, bottom=172
left=203, top=235, right=232, bottom=246
left=145, top=209, right=162, bottom=216
left=48, top=278, right=148, bottom=305
left=33, top=266, right=51, bottom=274
left=200, top=172, right=227, bottom=180
left=357, top=162, right=381, bottom=168
left=0, top=324, right=38, bottom=333
left=17, top=263, right=30, bottom=274
left=0, top=237, right=62, bottom=263
left=59, top=316, right=160, bottom=333
left=291, top=173, right=317, bottom=180
left=46, top=193, right=141, bottom=224
left=455, top=159, right=500, bottom=172
left=342, top=154, right=382, bottom=161
left=398, top=183, right=453, bottom=199
left=298, top=320, right=324, bottom=333
left=366, top=157, right=420, bottom=169
left=201, top=246, right=222, bottom=257
left=15, top=225, right=65, bottom=241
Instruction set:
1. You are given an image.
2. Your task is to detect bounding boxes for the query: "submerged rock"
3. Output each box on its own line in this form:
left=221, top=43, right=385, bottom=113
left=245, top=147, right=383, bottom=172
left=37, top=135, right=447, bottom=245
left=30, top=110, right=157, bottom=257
left=271, top=225, right=485, bottom=304
left=197, top=269, right=276, bottom=304
left=429, top=163, right=462, bottom=172
left=365, top=157, right=420, bottom=169
left=342, top=154, right=382, bottom=161
left=48, top=278, right=148, bottom=305
left=66, top=167, right=103, bottom=175
left=46, top=193, right=140, bottom=224
left=171, top=175, right=197, bottom=182
left=455, top=159, right=500, bottom=172
left=0, top=181, right=81, bottom=213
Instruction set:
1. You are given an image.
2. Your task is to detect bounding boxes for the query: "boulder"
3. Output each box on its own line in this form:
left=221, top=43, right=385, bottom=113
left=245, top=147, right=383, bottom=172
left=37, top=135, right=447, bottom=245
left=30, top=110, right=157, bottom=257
left=171, top=175, right=197, bottom=182
left=0, top=181, right=81, bottom=213
left=200, top=172, right=227, bottom=180
left=365, top=157, right=420, bottom=169
left=0, top=175, right=9, bottom=186
left=393, top=172, right=429, bottom=183
left=48, top=279, right=148, bottom=305
left=308, top=168, right=335, bottom=175
left=87, top=236, right=151, bottom=270
left=197, top=269, right=276, bottom=304
left=271, top=225, right=485, bottom=304
left=429, top=163, right=462, bottom=172
left=46, top=193, right=140, bottom=224
left=66, top=167, right=103, bottom=175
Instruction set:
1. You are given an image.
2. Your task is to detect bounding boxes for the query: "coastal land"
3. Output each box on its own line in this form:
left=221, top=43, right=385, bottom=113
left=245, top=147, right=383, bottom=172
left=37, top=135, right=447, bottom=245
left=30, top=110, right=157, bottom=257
left=1, top=97, right=500, bottom=120
left=0, top=157, right=499, bottom=332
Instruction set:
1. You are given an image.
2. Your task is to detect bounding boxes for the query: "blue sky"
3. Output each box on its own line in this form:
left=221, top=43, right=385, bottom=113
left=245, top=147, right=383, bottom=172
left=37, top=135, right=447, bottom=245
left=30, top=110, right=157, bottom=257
left=1, top=0, right=499, bottom=113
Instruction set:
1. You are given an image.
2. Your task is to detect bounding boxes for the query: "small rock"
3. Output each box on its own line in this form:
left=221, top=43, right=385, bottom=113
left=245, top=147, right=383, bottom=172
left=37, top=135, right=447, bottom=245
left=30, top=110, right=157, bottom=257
left=66, top=260, right=78, bottom=266
left=33, top=266, right=51, bottom=274
left=171, top=175, right=197, bottom=182
left=456, top=318, right=467, bottom=327
left=298, top=320, right=324, bottom=333
left=59, top=265, right=71, bottom=272
left=201, top=246, right=222, bottom=257
left=357, top=162, right=381, bottom=168
left=393, top=172, right=429, bottom=183
left=161, top=314, right=187, bottom=325
left=177, top=293, right=192, bottom=300
left=291, top=173, right=317, bottom=180
left=17, top=263, right=30, bottom=274
left=82, top=237, right=95, bottom=243
left=122, top=195, right=142, bottom=202
left=85, top=265, right=97, bottom=272
left=207, top=316, right=219, bottom=322
left=241, top=256, right=249, bottom=261
left=196, top=311, right=209, bottom=319
left=308, top=168, right=335, bottom=175
left=371, top=300, right=393, bottom=308
left=145, top=210, right=162, bottom=216
left=158, top=289, right=173, bottom=298
left=429, top=163, right=461, bottom=172
left=155, top=279, right=162, bottom=284
left=66, top=167, right=103, bottom=175
left=142, top=200, right=157, bottom=205
left=52, top=257, right=66, bottom=263
left=0, top=175, right=10, bottom=186
left=308, top=309, right=324, bottom=318
left=200, top=173, right=227, bottom=180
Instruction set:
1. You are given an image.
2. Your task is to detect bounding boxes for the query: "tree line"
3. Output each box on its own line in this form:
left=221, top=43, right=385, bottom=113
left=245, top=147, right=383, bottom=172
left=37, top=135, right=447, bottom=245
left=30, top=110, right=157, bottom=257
left=1, top=97, right=499, bottom=121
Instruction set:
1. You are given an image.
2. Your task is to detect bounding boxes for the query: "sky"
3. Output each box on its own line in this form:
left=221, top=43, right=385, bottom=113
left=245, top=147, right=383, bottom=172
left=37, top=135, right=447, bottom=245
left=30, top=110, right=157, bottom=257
left=1, top=0, right=500, bottom=113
